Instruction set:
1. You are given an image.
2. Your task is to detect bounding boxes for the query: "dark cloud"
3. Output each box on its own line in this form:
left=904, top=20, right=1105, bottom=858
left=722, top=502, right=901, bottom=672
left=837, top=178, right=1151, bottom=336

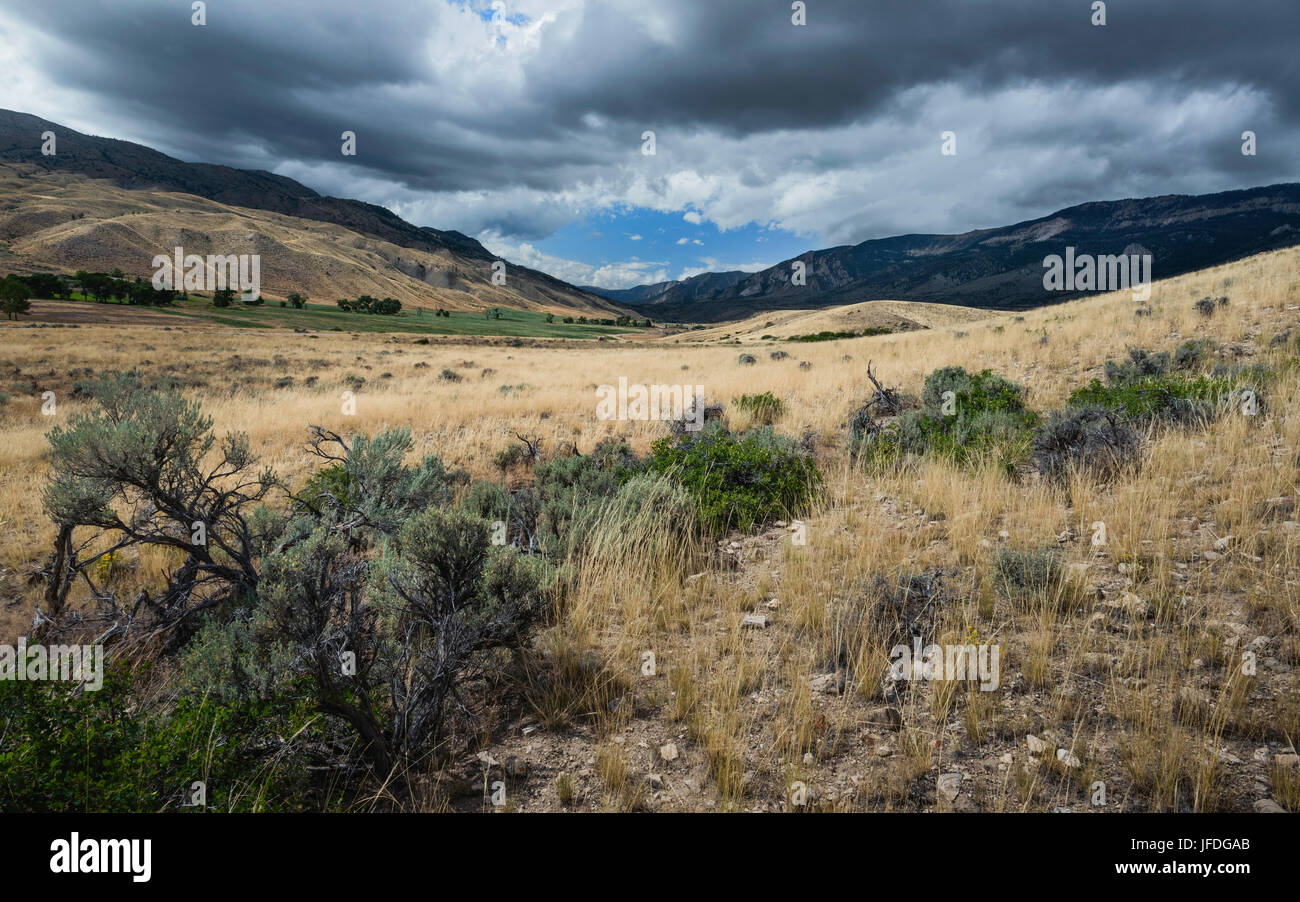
left=2, top=0, right=1297, bottom=275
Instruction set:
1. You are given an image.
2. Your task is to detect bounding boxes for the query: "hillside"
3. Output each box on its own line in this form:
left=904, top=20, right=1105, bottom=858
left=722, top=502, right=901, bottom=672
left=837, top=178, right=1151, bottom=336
left=0, top=110, right=626, bottom=315
left=623, top=184, right=1300, bottom=322
left=666, top=299, right=995, bottom=343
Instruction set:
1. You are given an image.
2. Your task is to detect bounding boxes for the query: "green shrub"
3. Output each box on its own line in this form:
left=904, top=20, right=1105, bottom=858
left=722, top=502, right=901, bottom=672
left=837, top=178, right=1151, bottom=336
left=1105, top=347, right=1171, bottom=385
left=648, top=424, right=821, bottom=535
left=0, top=669, right=318, bottom=812
left=1066, top=374, right=1236, bottom=426
left=890, top=367, right=1038, bottom=469
left=732, top=391, right=786, bottom=425
left=533, top=441, right=640, bottom=554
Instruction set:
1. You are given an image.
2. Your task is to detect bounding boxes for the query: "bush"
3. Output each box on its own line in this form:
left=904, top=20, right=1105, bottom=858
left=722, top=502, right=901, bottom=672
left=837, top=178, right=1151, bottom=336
left=1067, top=373, right=1235, bottom=427
left=1032, top=405, right=1143, bottom=483
left=1194, top=296, right=1220, bottom=317
left=992, top=547, right=1082, bottom=611
left=647, top=424, right=821, bottom=535
left=738, top=353, right=757, bottom=366
left=1105, top=347, right=1171, bottom=385
left=0, top=669, right=317, bottom=812
left=1174, top=339, right=1215, bottom=370
left=438, top=367, right=462, bottom=382
left=859, top=367, right=1039, bottom=470
left=732, top=391, right=786, bottom=425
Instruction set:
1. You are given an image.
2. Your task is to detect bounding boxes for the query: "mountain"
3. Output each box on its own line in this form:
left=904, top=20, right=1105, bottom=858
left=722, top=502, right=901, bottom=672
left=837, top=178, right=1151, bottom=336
left=0, top=109, right=626, bottom=314
left=621, top=184, right=1300, bottom=322
left=582, top=269, right=749, bottom=306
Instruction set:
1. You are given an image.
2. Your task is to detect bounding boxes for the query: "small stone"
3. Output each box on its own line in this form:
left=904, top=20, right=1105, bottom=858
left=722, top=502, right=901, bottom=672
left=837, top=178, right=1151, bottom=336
left=1203, top=550, right=1222, bottom=562
left=810, top=673, right=847, bottom=695
left=1026, top=734, right=1050, bottom=755
left=646, top=773, right=663, bottom=790
left=1274, top=753, right=1300, bottom=769
left=659, top=742, right=678, bottom=762
left=802, top=752, right=814, bottom=766
left=865, top=706, right=902, bottom=731
left=742, top=613, right=768, bottom=629
left=766, top=599, right=781, bottom=610
left=1253, top=799, right=1287, bottom=813
left=1056, top=748, right=1082, bottom=769
left=875, top=743, right=894, bottom=758
left=938, top=772, right=963, bottom=803
left=1214, top=535, right=1235, bottom=552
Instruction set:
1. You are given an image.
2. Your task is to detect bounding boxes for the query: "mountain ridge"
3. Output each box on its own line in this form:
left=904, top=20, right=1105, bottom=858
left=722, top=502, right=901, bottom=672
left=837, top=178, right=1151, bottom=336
left=614, top=183, right=1300, bottom=322
left=0, top=109, right=625, bottom=314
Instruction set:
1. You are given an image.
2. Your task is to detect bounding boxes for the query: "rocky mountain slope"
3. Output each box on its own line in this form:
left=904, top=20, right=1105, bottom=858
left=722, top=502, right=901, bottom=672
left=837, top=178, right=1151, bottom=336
left=0, top=109, right=625, bottom=314
left=619, top=184, right=1300, bottom=322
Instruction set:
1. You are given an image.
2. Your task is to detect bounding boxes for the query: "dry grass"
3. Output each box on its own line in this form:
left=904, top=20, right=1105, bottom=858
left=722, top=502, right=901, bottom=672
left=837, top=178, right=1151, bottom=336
left=1, top=245, right=1297, bottom=812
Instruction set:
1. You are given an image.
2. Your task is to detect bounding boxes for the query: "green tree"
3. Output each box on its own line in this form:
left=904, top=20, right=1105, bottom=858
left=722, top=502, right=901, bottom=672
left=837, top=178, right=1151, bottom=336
left=0, top=277, right=31, bottom=320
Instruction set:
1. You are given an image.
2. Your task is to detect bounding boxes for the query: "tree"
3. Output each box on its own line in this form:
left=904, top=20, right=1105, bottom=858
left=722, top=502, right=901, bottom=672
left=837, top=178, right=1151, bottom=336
left=213, top=288, right=236, bottom=308
left=287, top=293, right=307, bottom=309
left=40, top=372, right=276, bottom=636
left=1, top=277, right=31, bottom=320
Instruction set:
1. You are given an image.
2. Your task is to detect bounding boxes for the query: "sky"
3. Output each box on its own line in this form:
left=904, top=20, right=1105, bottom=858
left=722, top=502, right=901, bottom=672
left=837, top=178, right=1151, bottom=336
left=0, top=0, right=1296, bottom=289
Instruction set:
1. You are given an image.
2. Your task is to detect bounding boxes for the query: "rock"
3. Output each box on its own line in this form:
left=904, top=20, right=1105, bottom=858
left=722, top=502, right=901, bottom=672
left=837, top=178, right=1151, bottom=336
left=1274, top=753, right=1300, bottom=769
left=741, top=613, right=768, bottom=629
left=1253, top=799, right=1287, bottom=813
left=646, top=773, right=664, bottom=790
left=504, top=756, right=528, bottom=779
left=875, top=743, right=894, bottom=758
left=1056, top=749, right=1082, bottom=769
left=1213, top=535, right=1235, bottom=551
left=810, top=673, right=847, bottom=695
left=659, top=742, right=679, bottom=762
left=802, top=752, right=814, bottom=766
left=1203, top=550, right=1222, bottom=562
left=476, top=752, right=499, bottom=768
left=999, top=752, right=1014, bottom=765
left=938, top=772, right=963, bottom=803
left=1026, top=734, right=1051, bottom=755
left=865, top=706, right=902, bottom=731
left=766, top=599, right=781, bottom=611
left=1253, top=747, right=1271, bottom=764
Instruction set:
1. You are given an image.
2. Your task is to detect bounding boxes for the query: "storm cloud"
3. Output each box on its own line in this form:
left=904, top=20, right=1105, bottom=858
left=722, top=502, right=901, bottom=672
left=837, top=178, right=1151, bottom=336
left=1, top=0, right=1295, bottom=286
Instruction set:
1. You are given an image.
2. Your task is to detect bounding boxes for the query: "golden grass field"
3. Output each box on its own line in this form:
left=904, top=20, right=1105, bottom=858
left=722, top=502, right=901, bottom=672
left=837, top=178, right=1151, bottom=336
left=1, top=245, right=1298, bottom=811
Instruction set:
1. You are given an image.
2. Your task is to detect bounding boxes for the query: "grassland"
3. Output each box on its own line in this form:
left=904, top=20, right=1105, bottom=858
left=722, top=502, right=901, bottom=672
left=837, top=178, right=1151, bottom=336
left=1, top=246, right=1297, bottom=812
left=38, top=294, right=641, bottom=338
